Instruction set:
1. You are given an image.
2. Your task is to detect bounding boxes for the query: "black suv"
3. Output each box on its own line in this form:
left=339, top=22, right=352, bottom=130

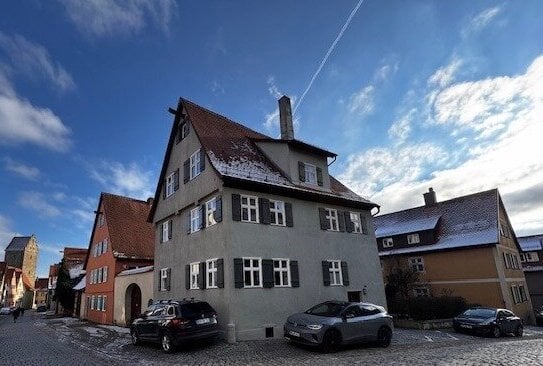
left=130, top=299, right=219, bottom=353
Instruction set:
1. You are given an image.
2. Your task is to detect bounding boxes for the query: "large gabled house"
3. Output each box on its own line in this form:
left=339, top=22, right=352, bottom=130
left=518, top=234, right=543, bottom=309
left=82, top=192, right=154, bottom=325
left=375, top=188, right=534, bottom=323
left=148, top=96, right=386, bottom=341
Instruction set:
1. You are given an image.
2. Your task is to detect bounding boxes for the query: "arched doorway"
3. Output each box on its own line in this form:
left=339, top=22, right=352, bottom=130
left=125, top=283, right=142, bottom=325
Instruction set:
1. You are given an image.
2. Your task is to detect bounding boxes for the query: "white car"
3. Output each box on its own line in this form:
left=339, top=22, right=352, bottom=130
left=0, top=307, right=12, bottom=315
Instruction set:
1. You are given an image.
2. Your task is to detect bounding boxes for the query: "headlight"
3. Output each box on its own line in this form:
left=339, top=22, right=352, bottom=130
left=307, top=324, right=323, bottom=330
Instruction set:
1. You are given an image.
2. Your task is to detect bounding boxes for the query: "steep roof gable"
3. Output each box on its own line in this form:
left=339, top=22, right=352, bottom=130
left=375, top=189, right=501, bottom=255
left=149, top=97, right=376, bottom=221
left=89, top=192, right=154, bottom=262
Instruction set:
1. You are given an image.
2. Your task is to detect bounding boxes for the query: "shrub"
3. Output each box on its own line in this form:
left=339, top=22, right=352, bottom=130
left=408, top=296, right=468, bottom=320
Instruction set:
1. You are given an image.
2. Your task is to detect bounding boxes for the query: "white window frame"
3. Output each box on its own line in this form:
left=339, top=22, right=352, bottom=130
left=270, top=200, right=285, bottom=226
left=273, top=258, right=291, bottom=287
left=160, top=268, right=169, bottom=291
left=98, top=213, right=105, bottom=227
left=511, top=285, right=520, bottom=304
left=102, top=238, right=108, bottom=253
left=206, top=259, right=218, bottom=289
left=97, top=295, right=102, bottom=311
left=328, top=260, right=343, bottom=286
left=325, top=208, right=339, bottom=231
left=103, top=267, right=108, bottom=283
left=350, top=212, right=362, bottom=233
left=304, top=163, right=317, bottom=185
left=410, top=257, right=425, bottom=272
left=190, top=150, right=201, bottom=179
left=181, top=122, right=190, bottom=139
left=90, top=295, right=95, bottom=310
left=526, top=252, right=539, bottom=262
left=407, top=233, right=420, bottom=244
left=243, top=257, right=262, bottom=288
left=205, top=198, right=217, bottom=227
left=413, top=287, right=430, bottom=297
left=190, top=207, right=202, bottom=233
left=162, top=221, right=170, bottom=243
left=383, top=238, right=394, bottom=248
left=241, top=195, right=259, bottom=223
left=102, top=295, right=107, bottom=311
left=190, top=262, right=200, bottom=290
left=165, top=172, right=175, bottom=197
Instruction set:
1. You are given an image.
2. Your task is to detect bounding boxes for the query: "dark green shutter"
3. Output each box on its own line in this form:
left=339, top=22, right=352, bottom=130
left=166, top=268, right=171, bottom=291
left=319, top=208, right=329, bottom=230
left=234, top=258, right=244, bottom=288
left=298, top=162, right=305, bottom=182
left=338, top=211, right=346, bottom=232
left=341, top=262, right=349, bottom=286
left=199, top=262, right=206, bottom=289
left=344, top=212, right=354, bottom=233
left=217, top=259, right=224, bottom=288
left=262, top=259, right=274, bottom=288
left=199, top=149, right=206, bottom=172
left=361, top=215, right=368, bottom=234
left=160, top=224, right=164, bottom=243
left=168, top=219, right=173, bottom=239
left=232, top=194, right=241, bottom=221
left=200, top=205, right=205, bottom=229
left=285, top=202, right=293, bottom=227
left=259, top=198, right=270, bottom=224
left=214, top=196, right=223, bottom=223
left=290, top=260, right=299, bottom=287
left=174, top=169, right=179, bottom=191
left=185, top=265, right=190, bottom=290
left=316, top=167, right=323, bottom=186
left=322, top=261, right=331, bottom=286
left=183, top=159, right=190, bottom=183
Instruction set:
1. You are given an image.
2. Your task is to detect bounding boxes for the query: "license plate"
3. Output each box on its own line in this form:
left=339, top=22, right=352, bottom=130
left=288, top=330, right=300, bottom=337
left=460, top=324, right=472, bottom=329
left=196, top=318, right=211, bottom=325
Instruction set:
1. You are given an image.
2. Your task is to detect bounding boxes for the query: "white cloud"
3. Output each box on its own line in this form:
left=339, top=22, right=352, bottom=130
left=0, top=90, right=72, bottom=151
left=59, top=0, right=177, bottom=38
left=90, top=160, right=154, bottom=199
left=341, top=54, right=543, bottom=235
left=348, top=85, right=375, bottom=116
left=0, top=215, right=17, bottom=259
left=0, top=32, right=75, bottom=92
left=428, top=57, right=463, bottom=88
left=267, top=76, right=282, bottom=99
left=462, top=6, right=502, bottom=38
left=18, top=191, right=61, bottom=218
left=3, top=157, right=40, bottom=180
left=388, top=109, right=415, bottom=143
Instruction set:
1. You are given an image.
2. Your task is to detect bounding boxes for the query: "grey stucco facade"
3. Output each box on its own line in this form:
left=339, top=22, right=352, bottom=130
left=151, top=98, right=386, bottom=341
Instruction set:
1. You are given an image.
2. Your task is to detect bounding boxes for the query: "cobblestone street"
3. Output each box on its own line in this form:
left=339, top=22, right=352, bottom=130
left=2, top=311, right=543, bottom=365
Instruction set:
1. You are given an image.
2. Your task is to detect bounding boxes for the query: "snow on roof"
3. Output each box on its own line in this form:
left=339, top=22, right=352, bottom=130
left=375, top=189, right=501, bottom=255
left=375, top=216, right=441, bottom=237
left=523, top=265, right=543, bottom=272
left=117, top=265, right=154, bottom=276
left=518, top=235, right=543, bottom=252
left=73, top=276, right=86, bottom=290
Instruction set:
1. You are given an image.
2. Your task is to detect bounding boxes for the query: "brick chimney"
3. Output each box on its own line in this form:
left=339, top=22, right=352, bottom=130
left=278, top=95, right=294, bottom=140
left=423, top=188, right=437, bottom=207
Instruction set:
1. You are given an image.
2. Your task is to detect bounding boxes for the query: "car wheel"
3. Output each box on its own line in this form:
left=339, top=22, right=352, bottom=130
left=515, top=325, right=523, bottom=337
left=321, top=329, right=342, bottom=353
left=491, top=326, right=501, bottom=338
left=377, top=326, right=392, bottom=347
left=130, top=329, right=140, bottom=346
left=161, top=332, right=174, bottom=353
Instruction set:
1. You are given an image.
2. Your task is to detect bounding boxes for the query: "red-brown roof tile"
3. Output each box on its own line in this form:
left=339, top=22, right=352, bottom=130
left=101, top=193, right=154, bottom=260
left=22, top=272, right=33, bottom=290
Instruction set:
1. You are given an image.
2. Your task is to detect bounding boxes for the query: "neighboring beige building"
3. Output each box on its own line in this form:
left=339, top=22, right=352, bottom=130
left=112, top=266, right=154, bottom=326
left=375, top=188, right=535, bottom=324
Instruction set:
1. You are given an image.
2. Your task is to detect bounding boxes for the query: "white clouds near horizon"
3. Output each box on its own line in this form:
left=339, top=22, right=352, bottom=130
left=59, top=0, right=177, bottom=38
left=18, top=191, right=62, bottom=218
left=462, top=6, right=503, bottom=39
left=3, top=157, right=40, bottom=180
left=89, top=160, right=154, bottom=199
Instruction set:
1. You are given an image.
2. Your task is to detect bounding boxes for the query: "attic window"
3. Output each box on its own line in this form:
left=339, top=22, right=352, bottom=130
left=190, top=150, right=201, bottom=179
left=304, top=164, right=317, bottom=185
left=407, top=233, right=420, bottom=244
left=382, top=238, right=393, bottom=248
left=181, top=122, right=190, bottom=139
left=98, top=213, right=105, bottom=227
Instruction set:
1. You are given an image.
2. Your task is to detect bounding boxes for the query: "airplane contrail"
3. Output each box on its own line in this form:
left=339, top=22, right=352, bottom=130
left=293, top=0, right=366, bottom=115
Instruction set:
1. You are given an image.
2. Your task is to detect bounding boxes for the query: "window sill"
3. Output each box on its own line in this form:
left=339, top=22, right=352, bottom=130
left=240, top=220, right=260, bottom=224
left=243, top=286, right=263, bottom=289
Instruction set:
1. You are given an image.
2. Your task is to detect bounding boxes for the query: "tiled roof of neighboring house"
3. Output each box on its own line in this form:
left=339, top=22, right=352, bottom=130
left=21, top=272, right=33, bottom=290
left=49, top=264, right=59, bottom=277
left=375, top=189, right=503, bottom=256
left=149, top=98, right=376, bottom=220
left=63, top=247, right=88, bottom=265
left=518, top=234, right=543, bottom=252
left=375, top=215, right=441, bottom=237
left=117, top=265, right=154, bottom=277
left=34, top=278, right=49, bottom=290
left=97, top=192, right=154, bottom=260
left=5, top=236, right=32, bottom=251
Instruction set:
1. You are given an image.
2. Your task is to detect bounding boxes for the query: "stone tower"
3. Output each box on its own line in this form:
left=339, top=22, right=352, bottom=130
left=4, top=235, right=39, bottom=282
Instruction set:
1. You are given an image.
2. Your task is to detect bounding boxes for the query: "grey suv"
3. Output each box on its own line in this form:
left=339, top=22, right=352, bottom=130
left=130, top=299, right=219, bottom=353
left=284, top=301, right=393, bottom=352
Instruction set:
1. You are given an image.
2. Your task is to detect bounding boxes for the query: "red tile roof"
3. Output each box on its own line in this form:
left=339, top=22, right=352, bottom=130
left=21, top=272, right=33, bottom=290
left=100, top=192, right=154, bottom=260
left=63, top=247, right=88, bottom=264
left=149, top=98, right=376, bottom=221
left=34, top=278, right=49, bottom=289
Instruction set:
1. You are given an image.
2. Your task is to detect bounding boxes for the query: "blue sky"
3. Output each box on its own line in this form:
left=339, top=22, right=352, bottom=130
left=1, top=0, right=542, bottom=278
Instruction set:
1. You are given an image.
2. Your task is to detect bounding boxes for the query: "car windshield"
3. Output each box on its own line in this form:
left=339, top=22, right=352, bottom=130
left=462, top=308, right=496, bottom=318
left=143, top=304, right=162, bottom=316
left=305, top=302, right=347, bottom=317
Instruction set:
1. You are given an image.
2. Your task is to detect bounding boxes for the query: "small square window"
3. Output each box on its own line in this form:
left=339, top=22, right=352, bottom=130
left=273, top=259, right=290, bottom=287
left=407, top=233, right=420, bottom=244
left=190, top=207, right=202, bottom=233
left=190, top=150, right=201, bottom=179
left=165, top=172, right=175, bottom=197
left=304, top=164, right=317, bottom=185
left=325, top=209, right=339, bottom=231
left=350, top=212, right=362, bottom=233
left=241, top=195, right=259, bottom=223
left=181, top=122, right=190, bottom=139
left=243, top=257, right=262, bottom=288
left=383, top=238, right=393, bottom=248
left=413, top=287, right=430, bottom=297
left=206, top=198, right=217, bottom=227
left=409, top=257, right=425, bottom=272
left=328, top=260, right=343, bottom=286
left=270, top=200, right=285, bottom=226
